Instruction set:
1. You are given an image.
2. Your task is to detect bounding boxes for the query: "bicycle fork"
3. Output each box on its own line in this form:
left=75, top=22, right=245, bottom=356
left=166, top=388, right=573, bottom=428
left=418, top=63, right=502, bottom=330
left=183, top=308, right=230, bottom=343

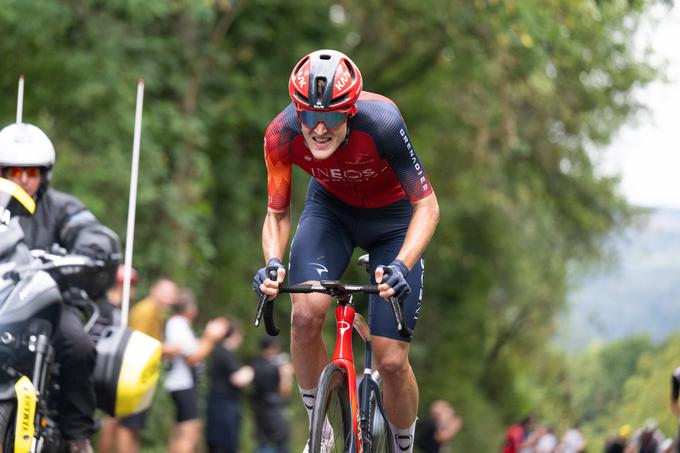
left=331, top=299, right=364, bottom=452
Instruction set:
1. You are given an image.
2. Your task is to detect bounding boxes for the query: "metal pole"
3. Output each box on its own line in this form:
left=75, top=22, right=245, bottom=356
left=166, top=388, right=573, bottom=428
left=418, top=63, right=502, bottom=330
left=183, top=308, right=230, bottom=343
left=121, top=80, right=144, bottom=327
left=16, top=75, right=24, bottom=124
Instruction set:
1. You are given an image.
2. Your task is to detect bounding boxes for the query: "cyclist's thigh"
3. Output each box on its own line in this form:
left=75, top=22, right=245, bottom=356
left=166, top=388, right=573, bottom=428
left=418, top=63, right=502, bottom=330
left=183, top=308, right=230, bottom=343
left=367, top=244, right=424, bottom=342
left=289, top=190, right=354, bottom=284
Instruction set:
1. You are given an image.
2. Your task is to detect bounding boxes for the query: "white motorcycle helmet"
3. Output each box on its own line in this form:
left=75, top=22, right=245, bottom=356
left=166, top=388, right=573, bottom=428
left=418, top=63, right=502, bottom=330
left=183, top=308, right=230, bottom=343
left=0, top=123, right=56, bottom=195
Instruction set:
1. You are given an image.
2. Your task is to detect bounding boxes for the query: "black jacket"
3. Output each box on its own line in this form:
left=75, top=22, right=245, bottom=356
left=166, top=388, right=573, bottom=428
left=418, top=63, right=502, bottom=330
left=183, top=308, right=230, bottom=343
left=19, top=188, right=120, bottom=297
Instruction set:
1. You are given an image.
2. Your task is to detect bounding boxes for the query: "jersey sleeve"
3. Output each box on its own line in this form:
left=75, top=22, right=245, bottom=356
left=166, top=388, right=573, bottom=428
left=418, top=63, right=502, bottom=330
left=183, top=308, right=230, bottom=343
left=264, top=113, right=294, bottom=211
left=370, top=104, right=433, bottom=202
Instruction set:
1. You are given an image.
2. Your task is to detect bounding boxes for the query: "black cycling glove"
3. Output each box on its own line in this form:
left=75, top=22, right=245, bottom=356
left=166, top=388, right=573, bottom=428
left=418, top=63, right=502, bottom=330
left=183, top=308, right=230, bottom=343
left=378, top=259, right=411, bottom=299
left=73, top=244, right=108, bottom=263
left=252, top=258, right=285, bottom=298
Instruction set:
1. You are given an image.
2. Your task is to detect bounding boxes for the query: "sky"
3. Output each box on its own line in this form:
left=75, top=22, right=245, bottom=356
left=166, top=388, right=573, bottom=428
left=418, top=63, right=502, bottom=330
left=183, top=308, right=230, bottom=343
left=598, top=4, right=680, bottom=210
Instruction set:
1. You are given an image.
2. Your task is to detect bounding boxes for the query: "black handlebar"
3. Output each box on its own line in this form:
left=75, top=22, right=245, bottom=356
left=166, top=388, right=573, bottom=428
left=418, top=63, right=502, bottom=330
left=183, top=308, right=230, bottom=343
left=253, top=267, right=412, bottom=339
left=3, top=253, right=104, bottom=281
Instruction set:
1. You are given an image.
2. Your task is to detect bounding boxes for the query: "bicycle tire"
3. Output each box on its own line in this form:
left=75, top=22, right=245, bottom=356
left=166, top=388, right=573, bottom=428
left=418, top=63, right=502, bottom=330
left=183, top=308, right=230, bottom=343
left=362, top=374, right=394, bottom=453
left=0, top=400, right=16, bottom=452
left=309, top=363, right=353, bottom=452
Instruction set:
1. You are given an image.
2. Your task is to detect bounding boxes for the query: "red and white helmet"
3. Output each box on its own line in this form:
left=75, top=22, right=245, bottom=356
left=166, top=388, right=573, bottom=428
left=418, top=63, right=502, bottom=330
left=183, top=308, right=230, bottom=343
left=288, top=49, right=363, bottom=113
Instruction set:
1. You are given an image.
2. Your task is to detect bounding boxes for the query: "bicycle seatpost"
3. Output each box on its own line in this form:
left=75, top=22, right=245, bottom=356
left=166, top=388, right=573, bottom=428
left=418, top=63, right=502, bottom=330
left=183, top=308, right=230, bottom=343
left=357, top=254, right=370, bottom=274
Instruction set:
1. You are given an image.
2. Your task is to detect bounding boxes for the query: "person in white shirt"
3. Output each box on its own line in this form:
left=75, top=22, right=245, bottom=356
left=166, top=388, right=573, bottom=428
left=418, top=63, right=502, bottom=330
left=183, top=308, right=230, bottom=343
left=164, top=289, right=228, bottom=453
left=536, top=425, right=558, bottom=453
left=557, top=423, right=586, bottom=453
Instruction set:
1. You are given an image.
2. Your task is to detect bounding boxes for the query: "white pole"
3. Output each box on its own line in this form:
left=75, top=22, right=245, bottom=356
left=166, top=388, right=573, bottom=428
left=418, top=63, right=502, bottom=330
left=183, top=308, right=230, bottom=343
left=16, top=75, right=24, bottom=124
left=121, top=80, right=144, bottom=327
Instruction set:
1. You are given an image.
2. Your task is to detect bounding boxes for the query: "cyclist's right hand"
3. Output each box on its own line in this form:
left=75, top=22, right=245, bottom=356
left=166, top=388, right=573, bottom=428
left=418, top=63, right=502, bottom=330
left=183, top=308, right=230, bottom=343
left=253, top=258, right=286, bottom=300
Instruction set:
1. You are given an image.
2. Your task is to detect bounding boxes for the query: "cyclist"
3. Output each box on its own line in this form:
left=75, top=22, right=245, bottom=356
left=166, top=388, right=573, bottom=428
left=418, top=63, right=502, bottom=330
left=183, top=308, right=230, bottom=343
left=0, top=122, right=120, bottom=453
left=253, top=49, right=440, bottom=452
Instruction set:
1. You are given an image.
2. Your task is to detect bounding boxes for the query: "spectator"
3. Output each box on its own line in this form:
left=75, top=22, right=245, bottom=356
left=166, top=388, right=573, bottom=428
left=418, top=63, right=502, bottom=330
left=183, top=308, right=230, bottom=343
left=605, top=424, right=631, bottom=453
left=415, top=400, right=462, bottom=452
left=206, top=321, right=254, bottom=453
left=117, top=276, right=179, bottom=451
left=95, top=265, right=138, bottom=334
left=535, top=425, right=558, bottom=453
left=521, top=422, right=544, bottom=453
left=164, top=289, right=229, bottom=453
left=501, top=416, right=535, bottom=453
left=97, top=266, right=141, bottom=453
left=557, top=422, right=586, bottom=453
left=250, top=336, right=294, bottom=453
left=129, top=277, right=179, bottom=342
left=659, top=438, right=673, bottom=453
left=626, top=418, right=665, bottom=453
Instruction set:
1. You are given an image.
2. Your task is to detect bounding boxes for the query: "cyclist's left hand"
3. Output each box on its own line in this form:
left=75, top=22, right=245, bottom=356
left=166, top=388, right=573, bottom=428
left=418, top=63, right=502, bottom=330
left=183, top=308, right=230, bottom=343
left=376, top=259, right=411, bottom=300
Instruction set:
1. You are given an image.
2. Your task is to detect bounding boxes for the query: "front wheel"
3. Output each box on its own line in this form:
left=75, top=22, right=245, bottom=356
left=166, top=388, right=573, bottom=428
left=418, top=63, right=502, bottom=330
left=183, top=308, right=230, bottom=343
left=361, top=374, right=394, bottom=453
left=0, top=400, right=17, bottom=453
left=309, top=363, right=353, bottom=452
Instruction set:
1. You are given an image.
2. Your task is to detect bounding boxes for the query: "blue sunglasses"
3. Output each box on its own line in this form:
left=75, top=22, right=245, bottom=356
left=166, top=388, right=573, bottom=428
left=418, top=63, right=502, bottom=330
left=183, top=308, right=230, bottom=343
left=297, top=110, right=349, bottom=129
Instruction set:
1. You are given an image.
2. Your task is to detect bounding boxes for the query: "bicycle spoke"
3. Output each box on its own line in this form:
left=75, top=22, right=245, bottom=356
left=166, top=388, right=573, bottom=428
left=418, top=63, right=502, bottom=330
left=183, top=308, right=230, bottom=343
left=324, top=391, right=350, bottom=451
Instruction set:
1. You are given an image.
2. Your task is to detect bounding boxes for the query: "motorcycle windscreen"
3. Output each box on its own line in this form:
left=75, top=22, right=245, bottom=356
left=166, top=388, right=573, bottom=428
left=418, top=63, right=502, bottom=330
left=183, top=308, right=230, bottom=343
left=94, top=326, right=162, bottom=417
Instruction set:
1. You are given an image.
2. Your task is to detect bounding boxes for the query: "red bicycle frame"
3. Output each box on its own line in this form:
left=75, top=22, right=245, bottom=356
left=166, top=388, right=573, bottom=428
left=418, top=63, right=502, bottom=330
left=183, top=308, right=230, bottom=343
left=330, top=300, right=376, bottom=452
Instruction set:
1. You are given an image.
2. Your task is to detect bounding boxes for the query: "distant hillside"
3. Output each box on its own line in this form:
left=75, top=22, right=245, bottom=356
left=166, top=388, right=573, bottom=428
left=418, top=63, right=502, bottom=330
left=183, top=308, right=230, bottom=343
left=556, top=208, right=680, bottom=352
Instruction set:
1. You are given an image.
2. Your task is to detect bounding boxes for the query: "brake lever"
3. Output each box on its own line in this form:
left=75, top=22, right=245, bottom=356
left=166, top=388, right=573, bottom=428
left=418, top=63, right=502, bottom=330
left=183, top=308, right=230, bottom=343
left=254, top=266, right=282, bottom=336
left=379, top=266, right=412, bottom=339
left=388, top=296, right=412, bottom=339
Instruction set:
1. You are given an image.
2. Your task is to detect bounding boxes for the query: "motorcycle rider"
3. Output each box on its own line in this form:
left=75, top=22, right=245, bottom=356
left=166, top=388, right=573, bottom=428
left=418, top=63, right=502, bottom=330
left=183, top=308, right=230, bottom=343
left=0, top=122, right=120, bottom=453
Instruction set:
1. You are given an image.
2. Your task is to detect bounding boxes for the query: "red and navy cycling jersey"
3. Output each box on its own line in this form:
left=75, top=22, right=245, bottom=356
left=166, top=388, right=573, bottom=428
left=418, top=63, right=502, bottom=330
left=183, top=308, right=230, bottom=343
left=264, top=91, right=433, bottom=211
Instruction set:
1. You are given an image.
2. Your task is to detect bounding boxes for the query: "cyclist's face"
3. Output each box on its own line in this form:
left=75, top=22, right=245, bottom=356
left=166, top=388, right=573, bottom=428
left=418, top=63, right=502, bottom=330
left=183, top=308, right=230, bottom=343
left=2, top=167, right=42, bottom=197
left=300, top=120, right=347, bottom=161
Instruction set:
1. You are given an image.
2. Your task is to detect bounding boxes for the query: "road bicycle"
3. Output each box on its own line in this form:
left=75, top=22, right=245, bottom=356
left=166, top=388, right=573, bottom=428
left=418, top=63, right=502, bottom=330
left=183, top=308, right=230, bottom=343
left=254, top=254, right=411, bottom=452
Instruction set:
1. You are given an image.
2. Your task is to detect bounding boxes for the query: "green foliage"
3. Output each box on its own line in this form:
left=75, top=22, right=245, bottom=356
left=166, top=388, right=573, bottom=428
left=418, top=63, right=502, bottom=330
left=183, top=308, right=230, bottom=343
left=0, top=0, right=667, bottom=449
left=568, top=333, right=680, bottom=449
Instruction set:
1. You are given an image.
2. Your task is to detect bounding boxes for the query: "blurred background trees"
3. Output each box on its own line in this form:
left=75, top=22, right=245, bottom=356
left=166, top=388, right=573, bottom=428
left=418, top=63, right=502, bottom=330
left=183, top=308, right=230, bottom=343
left=0, top=0, right=669, bottom=449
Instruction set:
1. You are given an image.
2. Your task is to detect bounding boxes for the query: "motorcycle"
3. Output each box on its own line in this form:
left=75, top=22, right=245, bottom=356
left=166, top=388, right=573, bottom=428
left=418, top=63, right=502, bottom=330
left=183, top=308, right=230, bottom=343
left=0, top=182, right=162, bottom=453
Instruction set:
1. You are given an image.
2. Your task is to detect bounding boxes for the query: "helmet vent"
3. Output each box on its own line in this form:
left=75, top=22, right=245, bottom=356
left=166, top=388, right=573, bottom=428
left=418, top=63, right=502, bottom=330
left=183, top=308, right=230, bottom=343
left=332, top=94, right=348, bottom=106
left=316, top=78, right=326, bottom=99
left=320, top=54, right=332, bottom=60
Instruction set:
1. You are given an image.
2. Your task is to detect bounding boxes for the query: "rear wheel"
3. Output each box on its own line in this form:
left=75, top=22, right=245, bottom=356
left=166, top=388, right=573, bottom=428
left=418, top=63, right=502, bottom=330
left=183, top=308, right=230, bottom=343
left=0, top=400, right=16, bottom=453
left=309, top=363, right=353, bottom=452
